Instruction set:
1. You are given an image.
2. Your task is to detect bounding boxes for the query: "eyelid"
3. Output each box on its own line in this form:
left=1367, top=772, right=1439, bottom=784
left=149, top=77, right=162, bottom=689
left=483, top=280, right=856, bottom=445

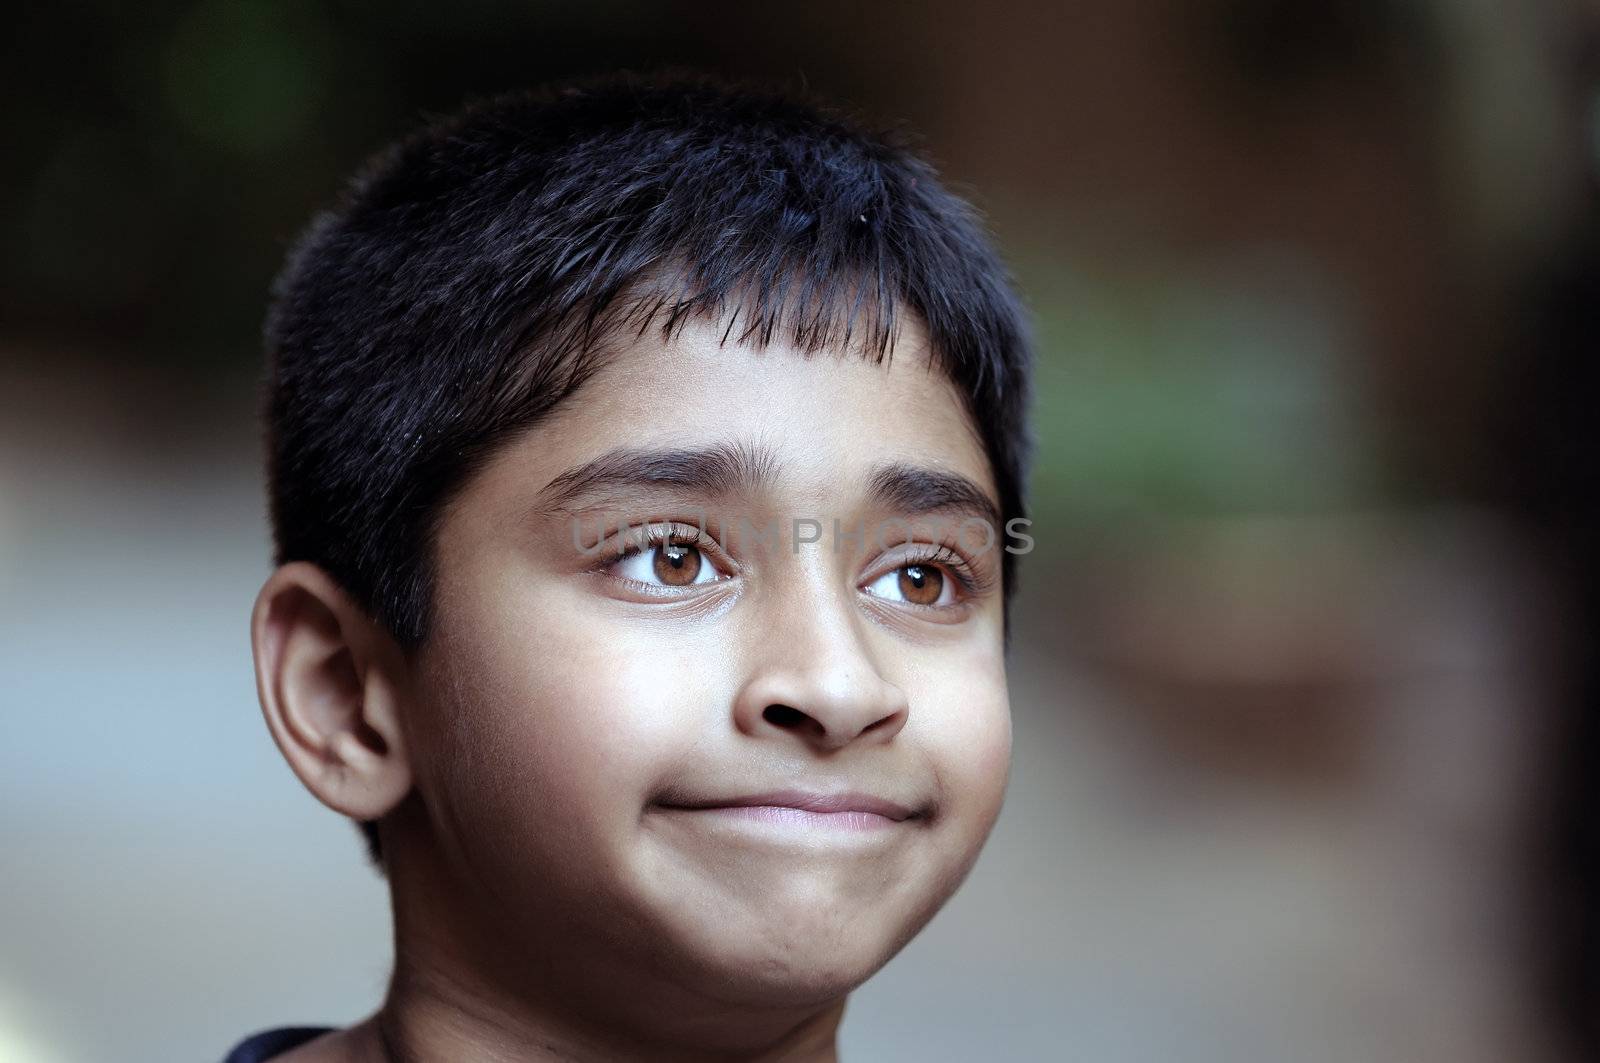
left=591, top=519, right=735, bottom=578
left=863, top=539, right=994, bottom=599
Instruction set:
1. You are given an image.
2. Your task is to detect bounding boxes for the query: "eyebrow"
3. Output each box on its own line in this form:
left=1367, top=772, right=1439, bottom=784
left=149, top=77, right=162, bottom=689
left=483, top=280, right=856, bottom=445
left=536, top=440, right=780, bottom=511
left=867, top=461, right=1003, bottom=529
left=535, top=441, right=1000, bottom=527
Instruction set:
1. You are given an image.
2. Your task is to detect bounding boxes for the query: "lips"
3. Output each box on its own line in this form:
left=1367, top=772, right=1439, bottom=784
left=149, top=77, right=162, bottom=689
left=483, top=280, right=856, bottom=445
left=655, top=789, right=921, bottom=822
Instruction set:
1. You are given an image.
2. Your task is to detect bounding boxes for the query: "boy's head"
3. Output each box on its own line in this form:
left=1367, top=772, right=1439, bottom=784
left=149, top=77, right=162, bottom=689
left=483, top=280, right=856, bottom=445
left=251, top=73, right=1032, bottom=1037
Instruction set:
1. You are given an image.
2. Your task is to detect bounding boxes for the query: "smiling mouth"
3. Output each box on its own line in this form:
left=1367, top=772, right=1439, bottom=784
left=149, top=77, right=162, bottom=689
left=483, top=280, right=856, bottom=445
left=651, top=789, right=925, bottom=832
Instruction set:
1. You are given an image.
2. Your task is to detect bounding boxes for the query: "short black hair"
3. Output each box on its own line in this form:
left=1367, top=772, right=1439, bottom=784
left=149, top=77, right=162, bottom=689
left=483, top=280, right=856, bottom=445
left=261, top=72, right=1034, bottom=867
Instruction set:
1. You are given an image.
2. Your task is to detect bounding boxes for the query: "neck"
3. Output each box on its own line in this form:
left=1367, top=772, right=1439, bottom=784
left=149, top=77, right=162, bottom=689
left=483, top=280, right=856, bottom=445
left=354, top=828, right=848, bottom=1063
left=362, top=962, right=845, bottom=1063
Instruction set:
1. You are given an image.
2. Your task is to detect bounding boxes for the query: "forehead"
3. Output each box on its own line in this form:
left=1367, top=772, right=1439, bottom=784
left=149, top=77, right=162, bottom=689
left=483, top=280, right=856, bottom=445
left=475, top=316, right=996, bottom=515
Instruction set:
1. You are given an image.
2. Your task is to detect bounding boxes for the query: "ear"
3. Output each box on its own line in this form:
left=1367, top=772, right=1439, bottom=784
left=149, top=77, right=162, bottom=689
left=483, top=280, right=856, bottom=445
left=250, top=561, right=413, bottom=823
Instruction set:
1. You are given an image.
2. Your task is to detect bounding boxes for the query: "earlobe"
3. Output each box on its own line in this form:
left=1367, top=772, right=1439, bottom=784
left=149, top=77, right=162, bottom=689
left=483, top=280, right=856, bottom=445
left=250, top=561, right=413, bottom=822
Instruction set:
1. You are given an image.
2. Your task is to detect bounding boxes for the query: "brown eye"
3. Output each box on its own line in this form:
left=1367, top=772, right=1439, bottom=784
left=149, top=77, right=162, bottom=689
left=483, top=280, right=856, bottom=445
left=897, top=563, right=944, bottom=606
left=653, top=541, right=703, bottom=586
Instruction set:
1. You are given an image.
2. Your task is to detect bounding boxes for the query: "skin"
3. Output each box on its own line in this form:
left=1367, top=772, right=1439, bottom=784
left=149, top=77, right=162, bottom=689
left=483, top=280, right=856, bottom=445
left=251, top=314, right=1014, bottom=1062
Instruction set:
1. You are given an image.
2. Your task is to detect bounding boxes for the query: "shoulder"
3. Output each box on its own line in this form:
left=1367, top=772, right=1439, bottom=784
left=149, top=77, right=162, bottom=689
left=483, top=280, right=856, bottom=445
left=220, top=1026, right=337, bottom=1063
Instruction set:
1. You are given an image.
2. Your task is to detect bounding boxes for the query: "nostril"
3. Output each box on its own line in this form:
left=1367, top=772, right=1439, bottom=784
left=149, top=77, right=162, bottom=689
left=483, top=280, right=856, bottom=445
left=861, top=711, right=899, bottom=734
left=763, top=704, right=807, bottom=728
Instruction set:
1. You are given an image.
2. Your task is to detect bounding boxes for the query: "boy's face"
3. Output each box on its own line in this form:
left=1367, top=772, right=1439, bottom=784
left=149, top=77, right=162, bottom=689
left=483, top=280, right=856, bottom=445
left=401, top=316, right=1012, bottom=1009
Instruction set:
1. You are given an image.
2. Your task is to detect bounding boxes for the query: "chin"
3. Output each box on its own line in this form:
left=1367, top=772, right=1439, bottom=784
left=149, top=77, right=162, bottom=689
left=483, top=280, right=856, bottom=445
left=700, top=951, right=883, bottom=1010
left=670, top=903, right=922, bottom=1009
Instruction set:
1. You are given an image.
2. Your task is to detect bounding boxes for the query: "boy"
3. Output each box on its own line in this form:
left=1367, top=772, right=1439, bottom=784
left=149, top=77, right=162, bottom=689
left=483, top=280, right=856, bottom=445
left=236, top=72, right=1033, bottom=1062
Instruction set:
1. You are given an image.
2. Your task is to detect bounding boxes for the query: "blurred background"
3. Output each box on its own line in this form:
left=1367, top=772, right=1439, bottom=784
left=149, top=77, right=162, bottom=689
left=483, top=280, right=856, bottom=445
left=3, top=1, right=1598, bottom=1060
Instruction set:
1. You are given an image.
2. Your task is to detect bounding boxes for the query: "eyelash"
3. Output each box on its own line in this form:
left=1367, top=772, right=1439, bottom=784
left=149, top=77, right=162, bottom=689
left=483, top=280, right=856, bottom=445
left=591, top=520, right=994, bottom=603
left=595, top=521, right=729, bottom=577
left=885, top=542, right=988, bottom=599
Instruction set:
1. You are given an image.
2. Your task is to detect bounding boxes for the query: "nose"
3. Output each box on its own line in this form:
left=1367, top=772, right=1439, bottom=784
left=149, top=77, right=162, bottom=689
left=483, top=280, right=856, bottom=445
left=731, top=588, right=911, bottom=753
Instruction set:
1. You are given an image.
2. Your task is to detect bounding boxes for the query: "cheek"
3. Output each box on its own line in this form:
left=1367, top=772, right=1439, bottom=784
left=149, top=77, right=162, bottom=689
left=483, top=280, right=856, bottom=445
left=418, top=584, right=720, bottom=857
left=912, top=650, right=1012, bottom=825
